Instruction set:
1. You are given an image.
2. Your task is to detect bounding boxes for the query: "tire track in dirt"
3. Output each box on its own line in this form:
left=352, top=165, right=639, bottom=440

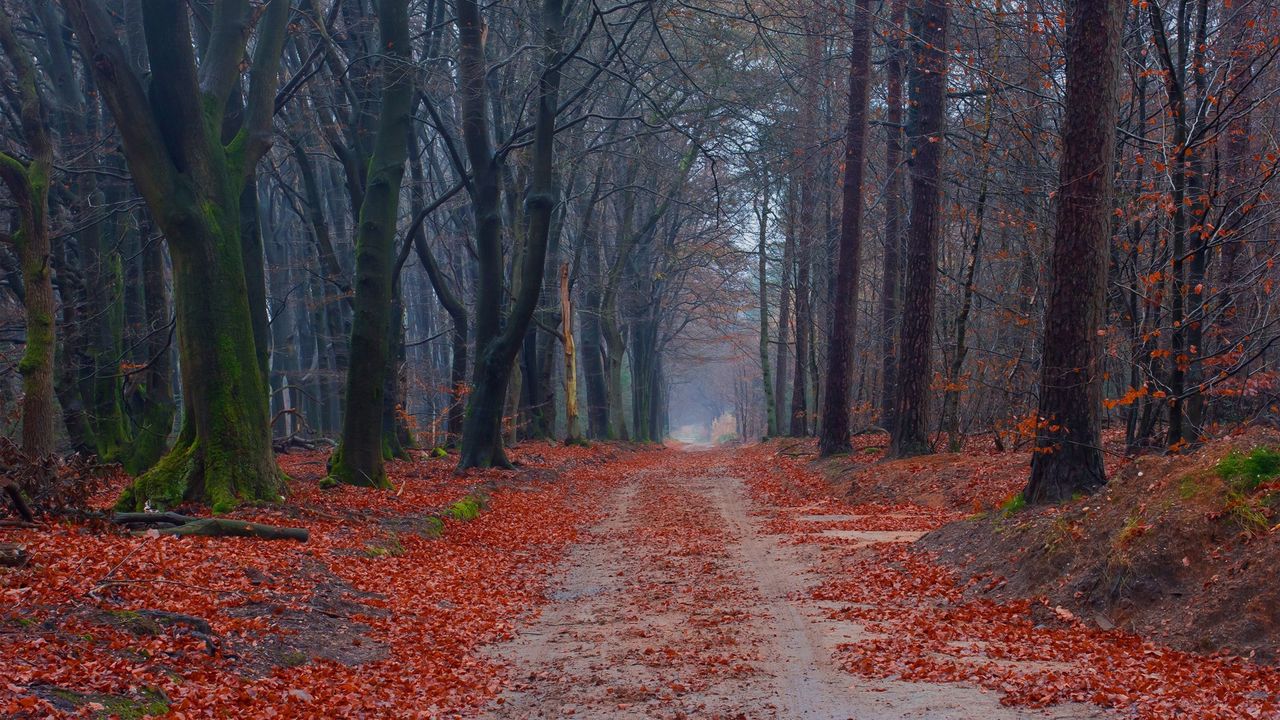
left=481, top=451, right=1105, bottom=719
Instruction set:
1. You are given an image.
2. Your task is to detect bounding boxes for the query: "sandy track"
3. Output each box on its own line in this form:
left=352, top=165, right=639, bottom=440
left=481, top=452, right=1105, bottom=719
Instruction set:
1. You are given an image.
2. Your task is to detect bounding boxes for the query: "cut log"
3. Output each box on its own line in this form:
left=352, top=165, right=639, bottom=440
left=0, top=542, right=29, bottom=567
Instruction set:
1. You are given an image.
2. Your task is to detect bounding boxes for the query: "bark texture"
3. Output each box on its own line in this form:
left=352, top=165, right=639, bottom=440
left=1025, top=0, right=1124, bottom=503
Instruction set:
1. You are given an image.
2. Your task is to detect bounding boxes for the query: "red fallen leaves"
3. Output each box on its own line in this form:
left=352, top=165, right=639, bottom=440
left=728, top=443, right=1280, bottom=719
left=0, top=442, right=652, bottom=718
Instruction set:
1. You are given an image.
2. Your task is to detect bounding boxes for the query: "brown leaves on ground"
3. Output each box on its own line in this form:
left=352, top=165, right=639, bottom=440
left=727, top=440, right=1280, bottom=719
left=0, top=443, right=652, bottom=718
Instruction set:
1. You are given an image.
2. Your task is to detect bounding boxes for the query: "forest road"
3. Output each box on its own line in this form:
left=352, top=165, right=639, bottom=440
left=480, top=450, right=1105, bottom=720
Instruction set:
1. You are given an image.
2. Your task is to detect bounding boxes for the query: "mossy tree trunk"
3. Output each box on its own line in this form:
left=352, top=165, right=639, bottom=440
left=0, top=11, right=57, bottom=458
left=329, top=0, right=414, bottom=488
left=65, top=0, right=290, bottom=511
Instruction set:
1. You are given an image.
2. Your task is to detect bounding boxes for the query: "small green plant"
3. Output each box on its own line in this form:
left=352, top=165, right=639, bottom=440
left=1225, top=490, right=1271, bottom=536
left=318, top=476, right=338, bottom=490
left=998, top=492, right=1026, bottom=518
left=1178, top=475, right=1204, bottom=500
left=1215, top=446, right=1280, bottom=492
left=430, top=447, right=449, bottom=458
left=364, top=531, right=406, bottom=558
left=280, top=650, right=309, bottom=667
left=422, top=516, right=445, bottom=538
left=448, top=495, right=484, bottom=521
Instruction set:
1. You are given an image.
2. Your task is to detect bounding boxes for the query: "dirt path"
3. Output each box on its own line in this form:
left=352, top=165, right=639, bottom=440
left=481, top=451, right=1106, bottom=719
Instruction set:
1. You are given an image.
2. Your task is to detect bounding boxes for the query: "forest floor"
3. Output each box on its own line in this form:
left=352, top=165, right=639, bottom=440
left=3, top=439, right=1279, bottom=718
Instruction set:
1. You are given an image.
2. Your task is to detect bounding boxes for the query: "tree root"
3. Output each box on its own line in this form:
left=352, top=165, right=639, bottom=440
left=113, top=512, right=309, bottom=542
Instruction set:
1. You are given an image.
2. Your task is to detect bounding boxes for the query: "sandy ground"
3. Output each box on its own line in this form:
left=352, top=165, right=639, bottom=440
left=480, top=452, right=1107, bottom=719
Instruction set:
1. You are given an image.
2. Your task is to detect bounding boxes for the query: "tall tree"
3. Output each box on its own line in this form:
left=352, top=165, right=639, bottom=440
left=890, top=0, right=948, bottom=458
left=63, top=0, right=290, bottom=511
left=879, top=0, right=907, bottom=436
left=328, top=0, right=414, bottom=488
left=818, top=0, right=874, bottom=456
left=755, top=167, right=777, bottom=438
left=457, top=0, right=565, bottom=468
left=0, top=8, right=56, bottom=458
left=1024, top=0, right=1124, bottom=502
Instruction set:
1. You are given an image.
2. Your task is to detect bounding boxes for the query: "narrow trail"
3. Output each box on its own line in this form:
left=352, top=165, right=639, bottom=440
left=482, top=449, right=1104, bottom=719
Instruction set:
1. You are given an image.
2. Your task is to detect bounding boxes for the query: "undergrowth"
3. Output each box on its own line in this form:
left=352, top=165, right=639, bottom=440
left=1215, top=446, right=1280, bottom=491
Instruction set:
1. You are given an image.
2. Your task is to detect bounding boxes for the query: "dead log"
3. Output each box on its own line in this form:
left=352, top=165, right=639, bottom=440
left=149, top=518, right=308, bottom=542
left=112, top=513, right=309, bottom=542
left=0, top=542, right=29, bottom=567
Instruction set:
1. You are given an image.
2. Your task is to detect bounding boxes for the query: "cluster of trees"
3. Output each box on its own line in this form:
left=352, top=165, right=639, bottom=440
left=737, top=0, right=1280, bottom=502
left=0, top=0, right=757, bottom=509
left=0, top=0, right=1277, bottom=509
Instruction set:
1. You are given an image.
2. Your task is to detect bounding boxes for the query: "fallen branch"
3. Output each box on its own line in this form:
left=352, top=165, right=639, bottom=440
left=137, top=610, right=218, bottom=655
left=112, top=513, right=309, bottom=542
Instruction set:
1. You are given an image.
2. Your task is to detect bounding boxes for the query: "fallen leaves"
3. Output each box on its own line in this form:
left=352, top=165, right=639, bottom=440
left=0, top=442, right=651, bottom=718
left=727, top=442, right=1280, bottom=719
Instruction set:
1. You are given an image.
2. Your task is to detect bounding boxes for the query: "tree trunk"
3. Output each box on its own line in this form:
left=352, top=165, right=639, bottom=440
left=890, top=0, right=948, bottom=458
left=774, top=205, right=793, bottom=429
left=560, top=263, right=582, bottom=443
left=0, top=11, right=57, bottom=458
left=65, top=0, right=291, bottom=511
left=330, top=0, right=414, bottom=488
left=879, top=0, right=907, bottom=436
left=1025, top=0, right=1123, bottom=503
left=817, top=0, right=873, bottom=457
left=458, top=0, right=565, bottom=468
left=756, top=174, right=777, bottom=438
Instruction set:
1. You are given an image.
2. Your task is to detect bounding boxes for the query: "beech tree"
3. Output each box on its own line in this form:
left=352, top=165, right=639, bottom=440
left=63, top=0, right=290, bottom=510
left=0, top=9, right=56, bottom=458
left=327, top=0, right=414, bottom=488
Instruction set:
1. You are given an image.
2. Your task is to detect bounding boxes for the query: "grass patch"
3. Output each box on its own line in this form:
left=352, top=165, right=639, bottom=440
left=1178, top=475, right=1205, bottom=500
left=998, top=492, right=1026, bottom=518
left=1215, top=446, right=1280, bottom=492
left=280, top=650, right=309, bottom=667
left=1225, top=490, right=1271, bottom=537
left=1114, top=514, right=1152, bottom=549
left=51, top=687, right=168, bottom=719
